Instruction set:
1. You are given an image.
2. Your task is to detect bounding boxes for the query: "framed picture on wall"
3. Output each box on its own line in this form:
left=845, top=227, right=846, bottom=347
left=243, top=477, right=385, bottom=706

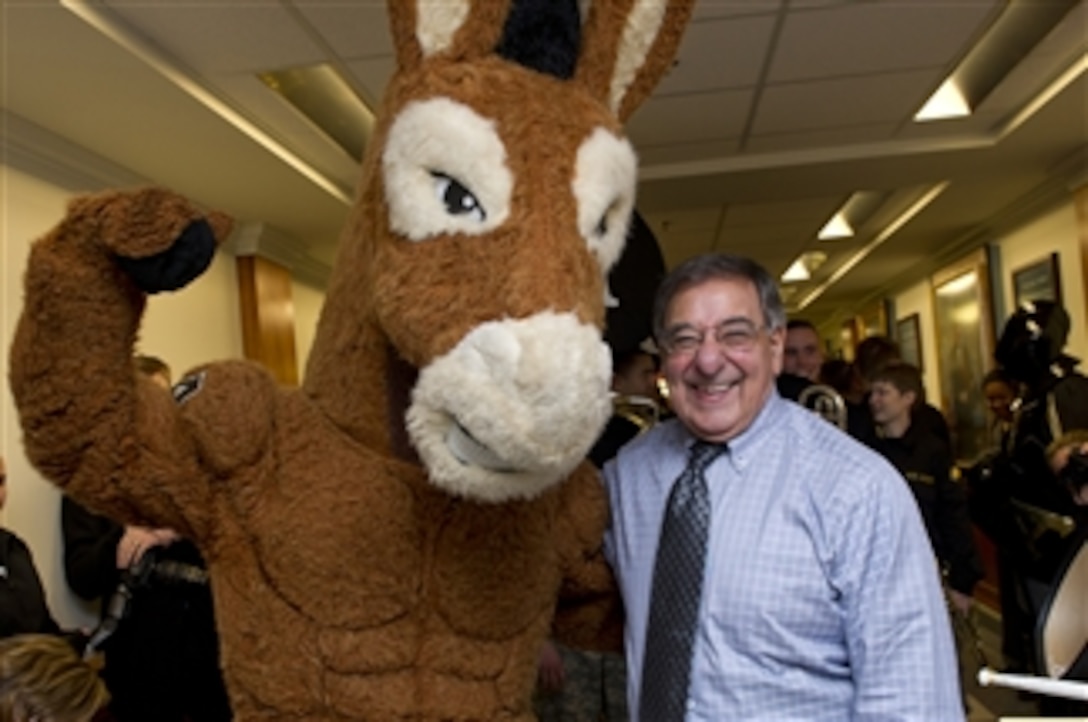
left=896, top=313, right=923, bottom=371
left=1012, top=252, right=1062, bottom=307
left=931, top=249, right=995, bottom=465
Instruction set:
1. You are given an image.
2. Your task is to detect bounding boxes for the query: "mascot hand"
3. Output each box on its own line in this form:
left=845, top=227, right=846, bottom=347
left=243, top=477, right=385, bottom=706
left=76, top=187, right=233, bottom=294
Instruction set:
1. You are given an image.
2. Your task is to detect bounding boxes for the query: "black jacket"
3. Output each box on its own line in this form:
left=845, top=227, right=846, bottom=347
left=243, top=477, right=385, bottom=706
left=870, top=425, right=983, bottom=595
left=62, top=498, right=231, bottom=722
left=0, top=527, right=59, bottom=637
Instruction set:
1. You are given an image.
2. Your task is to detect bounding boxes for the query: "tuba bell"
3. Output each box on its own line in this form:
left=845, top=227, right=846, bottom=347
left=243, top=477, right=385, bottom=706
left=798, top=384, right=848, bottom=431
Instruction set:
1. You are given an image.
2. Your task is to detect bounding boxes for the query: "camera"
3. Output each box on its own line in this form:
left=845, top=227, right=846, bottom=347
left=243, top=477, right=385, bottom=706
left=1058, top=447, right=1088, bottom=495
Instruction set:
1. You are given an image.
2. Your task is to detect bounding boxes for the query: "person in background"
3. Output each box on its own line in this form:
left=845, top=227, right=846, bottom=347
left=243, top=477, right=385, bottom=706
left=604, top=252, right=962, bottom=720
left=868, top=361, right=982, bottom=614
left=782, top=319, right=824, bottom=382
left=0, top=455, right=60, bottom=639
left=61, top=355, right=230, bottom=722
left=987, top=300, right=1088, bottom=680
left=587, top=347, right=661, bottom=469
left=981, top=368, right=1018, bottom=455
left=1048, top=430, right=1088, bottom=506
left=855, top=335, right=951, bottom=446
left=968, top=368, right=1031, bottom=676
left=0, top=634, right=109, bottom=722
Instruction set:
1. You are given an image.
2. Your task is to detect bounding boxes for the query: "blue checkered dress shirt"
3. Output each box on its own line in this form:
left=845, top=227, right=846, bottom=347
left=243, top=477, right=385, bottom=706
left=603, top=392, right=964, bottom=722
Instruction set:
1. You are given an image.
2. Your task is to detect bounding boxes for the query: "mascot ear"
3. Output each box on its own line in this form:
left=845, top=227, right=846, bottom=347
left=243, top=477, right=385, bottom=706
left=575, top=0, right=695, bottom=122
left=387, top=0, right=514, bottom=71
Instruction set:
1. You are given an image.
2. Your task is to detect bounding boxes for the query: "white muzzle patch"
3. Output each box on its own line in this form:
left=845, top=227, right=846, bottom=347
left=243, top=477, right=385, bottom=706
left=406, top=311, right=612, bottom=503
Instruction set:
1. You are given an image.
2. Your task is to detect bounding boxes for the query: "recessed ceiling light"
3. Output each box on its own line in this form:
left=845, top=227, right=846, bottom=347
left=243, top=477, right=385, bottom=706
left=914, top=79, right=970, bottom=122
left=818, top=212, right=854, bottom=240
left=781, top=250, right=828, bottom=283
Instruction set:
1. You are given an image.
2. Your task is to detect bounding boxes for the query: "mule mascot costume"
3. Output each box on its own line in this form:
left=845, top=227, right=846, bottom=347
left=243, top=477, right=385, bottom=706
left=9, top=0, right=693, bottom=718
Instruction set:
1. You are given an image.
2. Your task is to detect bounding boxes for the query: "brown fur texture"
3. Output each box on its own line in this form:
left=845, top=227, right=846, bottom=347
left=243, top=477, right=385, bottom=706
left=9, top=2, right=692, bottom=719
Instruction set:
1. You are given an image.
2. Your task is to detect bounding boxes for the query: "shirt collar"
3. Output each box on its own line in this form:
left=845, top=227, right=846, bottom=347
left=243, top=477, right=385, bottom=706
left=678, top=387, right=785, bottom=472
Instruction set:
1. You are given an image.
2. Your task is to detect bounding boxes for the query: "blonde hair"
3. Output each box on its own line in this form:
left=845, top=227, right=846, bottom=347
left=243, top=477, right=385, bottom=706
left=1046, top=429, right=1088, bottom=464
left=0, top=635, right=108, bottom=722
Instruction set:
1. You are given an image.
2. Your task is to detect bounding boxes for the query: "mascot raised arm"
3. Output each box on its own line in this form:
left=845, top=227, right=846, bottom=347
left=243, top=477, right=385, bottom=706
left=9, top=0, right=693, bottom=719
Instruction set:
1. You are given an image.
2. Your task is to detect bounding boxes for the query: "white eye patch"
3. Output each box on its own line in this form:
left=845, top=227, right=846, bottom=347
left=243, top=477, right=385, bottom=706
left=572, top=127, right=637, bottom=275
left=383, top=98, right=512, bottom=241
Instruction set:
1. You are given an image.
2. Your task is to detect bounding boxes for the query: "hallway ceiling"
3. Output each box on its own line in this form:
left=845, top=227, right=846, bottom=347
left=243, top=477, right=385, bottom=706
left=2, top=0, right=1086, bottom=326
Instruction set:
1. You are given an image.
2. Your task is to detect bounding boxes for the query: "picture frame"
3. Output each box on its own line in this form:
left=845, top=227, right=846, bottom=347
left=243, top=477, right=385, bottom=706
left=895, top=313, right=923, bottom=372
left=930, top=249, right=995, bottom=465
left=1012, top=252, right=1062, bottom=307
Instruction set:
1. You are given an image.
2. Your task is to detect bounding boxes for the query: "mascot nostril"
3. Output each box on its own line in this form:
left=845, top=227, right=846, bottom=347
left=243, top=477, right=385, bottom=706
left=9, top=0, right=694, bottom=719
left=115, top=218, right=218, bottom=293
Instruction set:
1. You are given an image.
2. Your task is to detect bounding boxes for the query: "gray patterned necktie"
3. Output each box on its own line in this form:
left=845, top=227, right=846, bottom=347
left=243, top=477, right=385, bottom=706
left=639, top=440, right=727, bottom=722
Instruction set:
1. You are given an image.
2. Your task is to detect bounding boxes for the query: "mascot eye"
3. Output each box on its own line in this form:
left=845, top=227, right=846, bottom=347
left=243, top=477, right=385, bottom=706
left=431, top=172, right=486, bottom=222
left=595, top=214, right=609, bottom=237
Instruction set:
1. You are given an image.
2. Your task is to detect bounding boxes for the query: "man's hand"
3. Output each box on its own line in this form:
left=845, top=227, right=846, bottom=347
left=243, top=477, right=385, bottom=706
left=537, top=640, right=565, bottom=694
left=116, top=526, right=180, bottom=569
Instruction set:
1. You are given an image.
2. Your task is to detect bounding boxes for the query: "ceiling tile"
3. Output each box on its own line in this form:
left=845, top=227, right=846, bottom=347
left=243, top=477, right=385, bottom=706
left=627, top=88, right=754, bottom=146
left=654, top=14, right=778, bottom=95
left=294, top=3, right=394, bottom=61
left=752, top=70, right=938, bottom=135
left=103, top=3, right=325, bottom=75
left=767, top=0, right=1001, bottom=83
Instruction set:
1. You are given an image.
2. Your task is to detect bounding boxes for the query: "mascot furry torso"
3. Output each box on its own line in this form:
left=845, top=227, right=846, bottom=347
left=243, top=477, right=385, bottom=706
left=10, top=1, right=692, bottom=719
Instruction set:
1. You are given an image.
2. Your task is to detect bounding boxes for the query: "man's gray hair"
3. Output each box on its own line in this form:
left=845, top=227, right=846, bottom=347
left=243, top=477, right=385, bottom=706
left=652, top=253, right=787, bottom=343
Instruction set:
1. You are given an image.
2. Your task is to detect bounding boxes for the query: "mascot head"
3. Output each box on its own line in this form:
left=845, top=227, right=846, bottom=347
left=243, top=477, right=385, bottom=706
left=302, top=0, right=694, bottom=503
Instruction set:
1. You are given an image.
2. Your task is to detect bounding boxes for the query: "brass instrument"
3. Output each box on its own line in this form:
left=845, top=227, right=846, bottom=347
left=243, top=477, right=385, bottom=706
left=613, top=394, right=660, bottom=433
left=797, top=383, right=848, bottom=431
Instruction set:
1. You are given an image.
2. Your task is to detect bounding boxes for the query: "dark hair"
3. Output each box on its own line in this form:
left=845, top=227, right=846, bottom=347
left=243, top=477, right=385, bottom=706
left=981, top=367, right=1017, bottom=391
left=871, top=361, right=923, bottom=403
left=652, top=253, right=786, bottom=343
left=854, top=335, right=901, bottom=382
left=613, top=348, right=657, bottom=376
left=820, top=358, right=858, bottom=396
left=786, top=319, right=817, bottom=333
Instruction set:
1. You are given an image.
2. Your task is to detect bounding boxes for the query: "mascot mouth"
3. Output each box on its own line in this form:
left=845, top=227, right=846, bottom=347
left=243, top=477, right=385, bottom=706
left=405, top=312, right=612, bottom=503
left=446, top=421, right=515, bottom=473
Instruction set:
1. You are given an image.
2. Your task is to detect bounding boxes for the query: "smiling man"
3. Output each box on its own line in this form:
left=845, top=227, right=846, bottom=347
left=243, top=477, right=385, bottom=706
left=602, top=253, right=964, bottom=721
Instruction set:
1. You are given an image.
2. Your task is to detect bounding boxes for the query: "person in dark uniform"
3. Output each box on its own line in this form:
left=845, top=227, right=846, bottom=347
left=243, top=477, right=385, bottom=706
left=62, top=355, right=231, bottom=722
left=0, top=454, right=60, bottom=639
left=867, top=362, right=982, bottom=612
left=981, top=300, right=1088, bottom=680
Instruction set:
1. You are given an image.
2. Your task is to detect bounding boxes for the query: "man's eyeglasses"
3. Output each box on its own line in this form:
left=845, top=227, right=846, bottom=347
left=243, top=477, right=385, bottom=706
left=662, top=319, right=768, bottom=356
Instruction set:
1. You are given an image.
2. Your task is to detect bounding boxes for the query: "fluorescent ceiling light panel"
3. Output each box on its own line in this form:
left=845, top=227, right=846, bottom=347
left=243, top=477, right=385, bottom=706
left=915, top=79, right=971, bottom=122
left=781, top=250, right=828, bottom=283
left=782, top=258, right=810, bottom=282
left=818, top=212, right=854, bottom=240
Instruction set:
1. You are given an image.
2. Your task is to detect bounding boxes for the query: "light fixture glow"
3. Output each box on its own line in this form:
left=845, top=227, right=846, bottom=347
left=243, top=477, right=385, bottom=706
left=818, top=212, right=854, bottom=240
left=914, top=79, right=971, bottom=122
left=935, top=272, right=977, bottom=297
left=781, top=250, right=828, bottom=284
left=782, top=259, right=810, bottom=283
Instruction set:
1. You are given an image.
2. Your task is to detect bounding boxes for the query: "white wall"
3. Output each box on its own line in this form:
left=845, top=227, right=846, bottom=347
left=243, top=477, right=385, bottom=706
left=1, top=163, right=243, bottom=628
left=893, top=279, right=942, bottom=406
left=292, top=279, right=326, bottom=379
left=995, top=202, right=1086, bottom=363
